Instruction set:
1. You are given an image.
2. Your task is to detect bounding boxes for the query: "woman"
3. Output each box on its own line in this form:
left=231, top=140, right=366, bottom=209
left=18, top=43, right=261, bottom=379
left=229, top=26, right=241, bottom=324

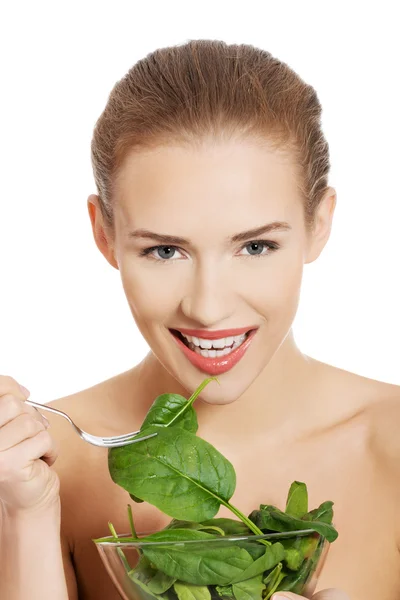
left=0, top=39, right=398, bottom=600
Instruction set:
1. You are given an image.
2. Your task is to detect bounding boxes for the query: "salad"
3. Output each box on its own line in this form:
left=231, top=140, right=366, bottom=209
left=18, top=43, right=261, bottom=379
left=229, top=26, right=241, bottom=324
left=94, top=378, right=338, bottom=599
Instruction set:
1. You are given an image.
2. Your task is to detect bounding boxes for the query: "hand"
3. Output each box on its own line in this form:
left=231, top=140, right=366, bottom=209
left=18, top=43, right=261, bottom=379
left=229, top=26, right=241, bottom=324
left=272, top=589, right=350, bottom=599
left=0, top=375, right=60, bottom=513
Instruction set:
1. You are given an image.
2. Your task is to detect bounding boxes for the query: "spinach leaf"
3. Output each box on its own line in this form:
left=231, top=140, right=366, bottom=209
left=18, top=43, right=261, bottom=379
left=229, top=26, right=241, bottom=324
left=140, top=377, right=216, bottom=434
left=129, top=575, right=167, bottom=600
left=141, top=393, right=198, bottom=434
left=276, top=556, right=312, bottom=594
left=128, top=555, right=166, bottom=600
left=138, top=529, right=254, bottom=586
left=231, top=574, right=265, bottom=600
left=229, top=543, right=285, bottom=584
left=164, top=519, right=208, bottom=531
left=109, top=426, right=236, bottom=522
left=128, top=554, right=156, bottom=583
left=164, top=519, right=225, bottom=536
left=147, top=570, right=177, bottom=594
left=280, top=531, right=319, bottom=568
left=173, top=581, right=212, bottom=600
left=214, top=584, right=234, bottom=598
left=129, top=493, right=144, bottom=504
left=199, top=519, right=251, bottom=536
left=285, top=481, right=308, bottom=518
left=263, top=564, right=285, bottom=599
left=283, top=547, right=303, bottom=571
left=249, top=504, right=338, bottom=542
left=305, top=501, right=334, bottom=524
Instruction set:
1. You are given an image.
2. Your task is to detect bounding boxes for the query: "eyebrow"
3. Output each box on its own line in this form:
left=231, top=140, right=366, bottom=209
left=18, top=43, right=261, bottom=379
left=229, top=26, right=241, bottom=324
left=128, top=221, right=291, bottom=246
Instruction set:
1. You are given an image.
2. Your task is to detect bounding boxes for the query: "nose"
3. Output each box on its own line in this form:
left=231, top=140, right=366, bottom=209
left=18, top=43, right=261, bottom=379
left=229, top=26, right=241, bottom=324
left=180, top=260, right=235, bottom=327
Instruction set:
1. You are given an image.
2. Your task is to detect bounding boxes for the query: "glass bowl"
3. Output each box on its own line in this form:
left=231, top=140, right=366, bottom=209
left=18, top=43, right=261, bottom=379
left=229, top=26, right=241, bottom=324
left=94, top=529, right=329, bottom=600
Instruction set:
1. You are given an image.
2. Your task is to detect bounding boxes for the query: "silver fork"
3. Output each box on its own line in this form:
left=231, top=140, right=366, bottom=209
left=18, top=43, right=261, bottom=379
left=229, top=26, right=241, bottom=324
left=25, top=400, right=158, bottom=448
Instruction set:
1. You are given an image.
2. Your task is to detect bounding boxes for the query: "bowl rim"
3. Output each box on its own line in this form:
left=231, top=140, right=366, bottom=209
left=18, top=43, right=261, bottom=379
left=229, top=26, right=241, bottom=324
left=93, top=528, right=321, bottom=547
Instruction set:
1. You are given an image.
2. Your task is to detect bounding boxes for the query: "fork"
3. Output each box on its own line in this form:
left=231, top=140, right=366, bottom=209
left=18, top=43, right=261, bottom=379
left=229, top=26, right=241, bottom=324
left=25, top=400, right=158, bottom=448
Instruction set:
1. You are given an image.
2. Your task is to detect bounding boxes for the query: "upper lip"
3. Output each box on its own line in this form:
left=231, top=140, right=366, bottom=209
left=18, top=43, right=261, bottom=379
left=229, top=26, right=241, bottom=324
left=171, top=326, right=257, bottom=340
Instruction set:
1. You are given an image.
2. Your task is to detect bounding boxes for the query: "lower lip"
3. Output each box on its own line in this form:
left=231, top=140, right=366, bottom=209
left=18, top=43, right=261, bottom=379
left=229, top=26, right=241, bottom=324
left=170, top=329, right=258, bottom=376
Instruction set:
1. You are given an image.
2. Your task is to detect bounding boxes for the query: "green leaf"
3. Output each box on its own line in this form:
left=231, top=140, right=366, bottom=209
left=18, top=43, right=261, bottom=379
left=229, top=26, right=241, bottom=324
left=200, top=519, right=251, bottom=536
left=138, top=529, right=253, bottom=586
left=232, top=574, right=265, bottom=600
left=263, top=564, right=285, bottom=600
left=129, top=493, right=144, bottom=504
left=215, top=584, right=234, bottom=598
left=164, top=519, right=225, bottom=536
left=141, top=393, right=198, bottom=433
left=229, top=543, right=285, bottom=584
left=128, top=556, right=166, bottom=600
left=129, top=575, right=167, bottom=600
left=249, top=505, right=338, bottom=543
left=128, top=554, right=157, bottom=584
left=164, top=519, right=207, bottom=531
left=305, top=501, right=334, bottom=524
left=147, top=569, right=177, bottom=594
left=276, top=557, right=312, bottom=594
left=109, top=426, right=236, bottom=522
left=283, top=548, right=303, bottom=571
left=285, top=481, right=308, bottom=518
left=174, top=581, right=212, bottom=600
left=282, top=533, right=319, bottom=562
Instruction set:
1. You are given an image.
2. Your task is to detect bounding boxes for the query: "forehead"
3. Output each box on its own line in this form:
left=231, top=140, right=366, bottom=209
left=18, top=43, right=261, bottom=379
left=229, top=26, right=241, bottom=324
left=113, top=139, right=303, bottom=229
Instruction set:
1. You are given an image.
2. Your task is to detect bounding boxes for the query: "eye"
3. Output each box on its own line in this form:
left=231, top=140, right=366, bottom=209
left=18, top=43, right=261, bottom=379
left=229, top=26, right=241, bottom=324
left=140, top=245, right=185, bottom=261
left=238, top=240, right=280, bottom=257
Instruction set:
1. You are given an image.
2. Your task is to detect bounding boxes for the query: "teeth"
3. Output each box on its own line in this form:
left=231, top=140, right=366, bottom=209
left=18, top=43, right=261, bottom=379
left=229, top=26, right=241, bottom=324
left=182, top=333, right=246, bottom=350
left=183, top=332, right=249, bottom=358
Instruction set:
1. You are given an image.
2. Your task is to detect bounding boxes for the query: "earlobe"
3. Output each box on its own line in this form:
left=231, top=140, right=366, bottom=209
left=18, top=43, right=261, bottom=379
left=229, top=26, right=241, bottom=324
left=305, top=187, right=337, bottom=264
left=87, top=194, right=119, bottom=270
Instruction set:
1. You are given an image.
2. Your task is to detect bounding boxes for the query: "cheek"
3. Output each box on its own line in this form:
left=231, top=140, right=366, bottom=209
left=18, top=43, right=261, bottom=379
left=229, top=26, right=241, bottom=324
left=239, top=252, right=304, bottom=319
left=118, top=260, right=183, bottom=322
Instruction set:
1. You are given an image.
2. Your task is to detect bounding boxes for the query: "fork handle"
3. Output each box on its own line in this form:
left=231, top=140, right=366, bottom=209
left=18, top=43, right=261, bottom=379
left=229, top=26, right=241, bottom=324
left=25, top=399, right=74, bottom=424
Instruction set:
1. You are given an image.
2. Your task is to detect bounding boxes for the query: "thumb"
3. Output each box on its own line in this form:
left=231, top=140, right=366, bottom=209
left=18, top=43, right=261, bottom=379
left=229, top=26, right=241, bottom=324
left=272, top=590, right=350, bottom=600
left=312, top=590, right=351, bottom=600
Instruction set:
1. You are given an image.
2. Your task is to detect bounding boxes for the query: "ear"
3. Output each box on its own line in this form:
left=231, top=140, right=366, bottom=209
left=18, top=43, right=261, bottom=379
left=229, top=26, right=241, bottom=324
left=304, top=187, right=337, bottom=264
left=87, top=194, right=119, bottom=269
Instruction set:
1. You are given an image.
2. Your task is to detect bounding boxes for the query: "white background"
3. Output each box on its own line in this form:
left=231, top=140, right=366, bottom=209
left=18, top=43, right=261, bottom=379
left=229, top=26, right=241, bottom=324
left=0, top=1, right=399, bottom=403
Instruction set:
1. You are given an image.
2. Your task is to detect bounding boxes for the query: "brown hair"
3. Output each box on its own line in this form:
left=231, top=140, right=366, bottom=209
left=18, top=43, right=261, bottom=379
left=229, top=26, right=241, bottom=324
left=91, top=39, right=330, bottom=232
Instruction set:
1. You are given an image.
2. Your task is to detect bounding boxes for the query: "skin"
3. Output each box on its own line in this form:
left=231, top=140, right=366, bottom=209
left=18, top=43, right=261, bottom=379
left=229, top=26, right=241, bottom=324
left=7, top=138, right=400, bottom=600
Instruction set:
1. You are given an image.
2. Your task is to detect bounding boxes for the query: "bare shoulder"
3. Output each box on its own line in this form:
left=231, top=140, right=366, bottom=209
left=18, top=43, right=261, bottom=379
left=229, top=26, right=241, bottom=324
left=44, top=367, right=138, bottom=437
left=365, top=387, right=400, bottom=468
left=38, top=369, right=139, bottom=529
left=320, top=360, right=400, bottom=480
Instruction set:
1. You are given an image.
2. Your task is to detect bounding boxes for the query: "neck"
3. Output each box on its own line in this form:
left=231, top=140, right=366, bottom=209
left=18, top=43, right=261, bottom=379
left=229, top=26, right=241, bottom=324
left=133, top=329, right=323, bottom=437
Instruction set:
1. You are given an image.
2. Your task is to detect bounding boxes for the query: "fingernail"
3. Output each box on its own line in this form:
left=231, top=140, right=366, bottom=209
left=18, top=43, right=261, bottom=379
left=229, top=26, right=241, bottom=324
left=272, top=595, right=290, bottom=600
left=19, top=384, right=31, bottom=398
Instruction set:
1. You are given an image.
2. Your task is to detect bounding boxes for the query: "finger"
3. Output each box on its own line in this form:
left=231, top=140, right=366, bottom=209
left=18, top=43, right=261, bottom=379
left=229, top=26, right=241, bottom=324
left=272, top=593, right=308, bottom=599
left=6, top=429, right=58, bottom=474
left=30, top=429, right=58, bottom=466
left=0, top=413, right=46, bottom=451
left=272, top=591, right=350, bottom=600
left=0, top=375, right=29, bottom=399
left=0, top=394, right=49, bottom=428
left=312, top=590, right=351, bottom=600
left=32, top=405, right=50, bottom=428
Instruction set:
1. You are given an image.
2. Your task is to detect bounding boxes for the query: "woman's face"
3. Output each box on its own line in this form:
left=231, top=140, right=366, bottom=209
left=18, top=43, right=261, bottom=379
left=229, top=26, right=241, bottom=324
left=91, top=138, right=334, bottom=404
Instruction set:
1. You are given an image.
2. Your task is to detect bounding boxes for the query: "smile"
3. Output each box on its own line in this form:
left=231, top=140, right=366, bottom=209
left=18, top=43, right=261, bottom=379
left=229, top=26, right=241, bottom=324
left=169, top=327, right=258, bottom=376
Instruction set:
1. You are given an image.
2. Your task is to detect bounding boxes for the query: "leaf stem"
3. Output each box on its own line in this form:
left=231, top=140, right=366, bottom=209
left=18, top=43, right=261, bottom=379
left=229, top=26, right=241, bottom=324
left=166, top=377, right=219, bottom=428
left=108, top=521, right=134, bottom=572
left=127, top=504, right=139, bottom=539
left=219, top=501, right=271, bottom=546
left=108, top=521, right=119, bottom=539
